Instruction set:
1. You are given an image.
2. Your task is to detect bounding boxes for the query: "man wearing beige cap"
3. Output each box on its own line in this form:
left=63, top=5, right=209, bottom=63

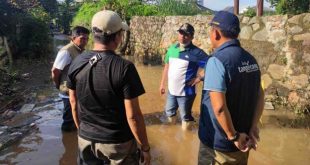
left=67, top=10, right=151, bottom=165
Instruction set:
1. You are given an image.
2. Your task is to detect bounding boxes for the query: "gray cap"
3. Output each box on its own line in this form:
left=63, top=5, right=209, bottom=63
left=91, top=10, right=129, bottom=35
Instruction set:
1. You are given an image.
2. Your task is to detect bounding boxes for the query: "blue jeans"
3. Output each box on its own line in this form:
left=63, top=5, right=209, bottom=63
left=62, top=98, right=74, bottom=126
left=165, top=92, right=196, bottom=121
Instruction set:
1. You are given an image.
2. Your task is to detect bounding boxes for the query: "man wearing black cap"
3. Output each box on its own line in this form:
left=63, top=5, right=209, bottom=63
left=198, top=11, right=264, bottom=164
left=159, top=23, right=208, bottom=130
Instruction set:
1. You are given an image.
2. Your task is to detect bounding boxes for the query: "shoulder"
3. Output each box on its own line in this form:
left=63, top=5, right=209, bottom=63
left=110, top=52, right=132, bottom=65
left=57, top=49, right=70, bottom=56
left=54, top=50, right=71, bottom=64
left=207, top=56, right=224, bottom=67
left=213, top=45, right=239, bottom=62
left=70, top=51, right=94, bottom=69
left=190, top=44, right=208, bottom=57
left=167, top=43, right=178, bottom=51
left=242, top=48, right=257, bottom=61
left=169, top=43, right=178, bottom=48
left=75, top=51, right=93, bottom=63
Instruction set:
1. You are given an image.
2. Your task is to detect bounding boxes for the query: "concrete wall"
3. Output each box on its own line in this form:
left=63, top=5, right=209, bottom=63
left=129, top=13, right=310, bottom=109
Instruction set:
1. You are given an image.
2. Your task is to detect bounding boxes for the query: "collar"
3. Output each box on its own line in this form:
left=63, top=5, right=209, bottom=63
left=70, top=41, right=83, bottom=52
left=175, top=42, right=194, bottom=51
left=91, top=49, right=115, bottom=54
left=213, top=39, right=240, bottom=53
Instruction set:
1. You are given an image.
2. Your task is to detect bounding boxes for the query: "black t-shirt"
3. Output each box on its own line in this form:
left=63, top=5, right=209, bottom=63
left=67, top=50, right=145, bottom=143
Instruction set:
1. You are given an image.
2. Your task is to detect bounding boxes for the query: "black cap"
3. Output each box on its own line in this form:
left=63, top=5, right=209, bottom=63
left=177, top=23, right=195, bottom=36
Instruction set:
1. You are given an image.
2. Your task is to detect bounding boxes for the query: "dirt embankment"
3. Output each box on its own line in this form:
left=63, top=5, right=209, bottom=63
left=0, top=58, right=53, bottom=114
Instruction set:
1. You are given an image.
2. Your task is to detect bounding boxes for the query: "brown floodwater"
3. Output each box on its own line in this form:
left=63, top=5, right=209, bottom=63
left=0, top=65, right=309, bottom=165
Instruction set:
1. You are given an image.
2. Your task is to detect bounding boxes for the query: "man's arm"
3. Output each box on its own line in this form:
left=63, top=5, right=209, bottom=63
left=125, top=97, right=150, bottom=165
left=51, top=50, right=71, bottom=89
left=251, top=86, right=264, bottom=128
left=209, top=91, right=249, bottom=152
left=51, top=67, right=61, bottom=89
left=197, top=67, right=204, bottom=79
left=188, top=67, right=204, bottom=86
left=159, top=64, right=169, bottom=95
left=69, top=89, right=79, bottom=129
left=249, top=86, right=265, bottom=149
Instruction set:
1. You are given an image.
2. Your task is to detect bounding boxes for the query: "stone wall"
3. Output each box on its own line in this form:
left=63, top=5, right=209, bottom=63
left=129, top=13, right=310, bottom=109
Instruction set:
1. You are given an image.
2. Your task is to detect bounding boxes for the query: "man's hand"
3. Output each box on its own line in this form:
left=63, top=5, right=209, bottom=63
left=160, top=64, right=169, bottom=96
left=248, top=126, right=260, bottom=150
left=159, top=85, right=165, bottom=96
left=233, top=133, right=250, bottom=152
left=187, top=77, right=201, bottom=86
left=140, top=150, right=151, bottom=165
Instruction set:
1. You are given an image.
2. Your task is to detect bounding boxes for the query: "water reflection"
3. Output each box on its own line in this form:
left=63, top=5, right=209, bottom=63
left=59, top=131, right=78, bottom=165
left=0, top=64, right=310, bottom=165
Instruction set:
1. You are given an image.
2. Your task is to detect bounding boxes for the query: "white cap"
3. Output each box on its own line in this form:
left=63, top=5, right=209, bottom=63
left=91, top=10, right=129, bottom=35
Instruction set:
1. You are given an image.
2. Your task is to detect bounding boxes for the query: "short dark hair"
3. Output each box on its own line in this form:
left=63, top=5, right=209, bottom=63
left=92, top=27, right=122, bottom=45
left=71, top=26, right=90, bottom=37
left=213, top=25, right=240, bottom=39
left=220, top=27, right=240, bottom=39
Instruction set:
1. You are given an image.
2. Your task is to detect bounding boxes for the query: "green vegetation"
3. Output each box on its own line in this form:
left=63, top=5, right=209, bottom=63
left=58, top=0, right=83, bottom=34
left=0, top=0, right=52, bottom=60
left=242, top=6, right=276, bottom=18
left=243, top=7, right=256, bottom=17
left=72, top=0, right=211, bottom=28
left=267, top=0, right=310, bottom=14
left=39, top=0, right=58, bottom=18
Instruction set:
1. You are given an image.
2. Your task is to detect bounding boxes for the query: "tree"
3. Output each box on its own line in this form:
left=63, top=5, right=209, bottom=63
left=0, top=0, right=52, bottom=64
left=58, top=0, right=79, bottom=34
left=267, top=0, right=309, bottom=14
left=39, top=0, right=58, bottom=18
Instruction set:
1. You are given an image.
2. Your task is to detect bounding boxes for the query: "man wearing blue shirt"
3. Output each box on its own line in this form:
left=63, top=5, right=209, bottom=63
left=198, top=11, right=264, bottom=164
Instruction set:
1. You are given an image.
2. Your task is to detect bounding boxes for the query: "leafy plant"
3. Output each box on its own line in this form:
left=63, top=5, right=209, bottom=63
left=156, top=0, right=207, bottom=16
left=0, top=0, right=52, bottom=59
left=72, top=0, right=211, bottom=28
left=243, top=7, right=256, bottom=17
left=267, top=0, right=309, bottom=14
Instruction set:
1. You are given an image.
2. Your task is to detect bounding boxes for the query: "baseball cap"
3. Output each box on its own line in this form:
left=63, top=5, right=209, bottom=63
left=177, top=23, right=195, bottom=36
left=209, top=11, right=240, bottom=34
left=91, top=10, right=129, bottom=35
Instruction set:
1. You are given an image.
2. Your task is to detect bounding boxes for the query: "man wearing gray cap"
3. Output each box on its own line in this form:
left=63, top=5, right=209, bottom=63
left=159, top=23, right=208, bottom=130
left=67, top=10, right=150, bottom=165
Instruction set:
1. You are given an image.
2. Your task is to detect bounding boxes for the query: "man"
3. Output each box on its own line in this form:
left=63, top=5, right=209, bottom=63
left=67, top=10, right=151, bottom=165
left=51, top=26, right=89, bottom=132
left=159, top=23, right=208, bottom=130
left=198, top=11, right=265, bottom=164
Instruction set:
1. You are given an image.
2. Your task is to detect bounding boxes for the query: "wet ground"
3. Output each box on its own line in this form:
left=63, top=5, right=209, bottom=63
left=0, top=65, right=309, bottom=165
left=0, top=35, right=309, bottom=165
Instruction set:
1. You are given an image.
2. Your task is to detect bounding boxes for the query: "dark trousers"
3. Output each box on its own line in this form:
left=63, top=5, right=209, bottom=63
left=62, top=98, right=74, bottom=126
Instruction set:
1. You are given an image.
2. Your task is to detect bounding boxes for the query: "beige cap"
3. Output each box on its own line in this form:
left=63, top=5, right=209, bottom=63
left=91, top=10, right=129, bottom=35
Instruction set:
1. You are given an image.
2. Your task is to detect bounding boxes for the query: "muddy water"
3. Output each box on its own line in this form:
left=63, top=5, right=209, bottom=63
left=1, top=33, right=309, bottom=164
left=0, top=65, right=309, bottom=165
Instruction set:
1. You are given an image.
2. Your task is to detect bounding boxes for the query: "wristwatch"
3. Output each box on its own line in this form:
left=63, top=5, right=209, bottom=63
left=228, top=132, right=240, bottom=142
left=141, top=145, right=151, bottom=152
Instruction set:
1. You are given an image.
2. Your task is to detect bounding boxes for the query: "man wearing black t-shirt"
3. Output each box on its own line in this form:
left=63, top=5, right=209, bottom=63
left=67, top=10, right=150, bottom=165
